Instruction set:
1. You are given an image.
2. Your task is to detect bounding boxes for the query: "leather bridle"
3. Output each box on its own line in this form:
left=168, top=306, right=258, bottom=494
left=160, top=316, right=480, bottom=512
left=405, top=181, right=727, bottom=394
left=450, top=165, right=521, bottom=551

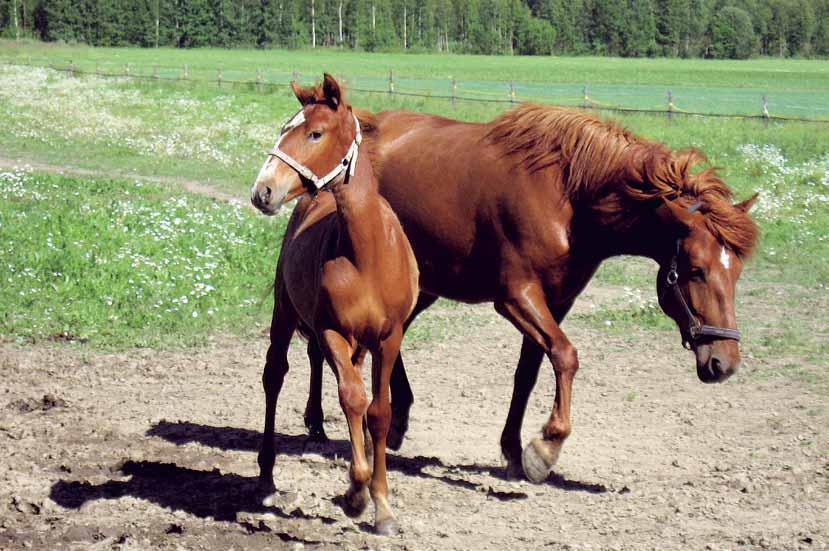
left=267, top=108, right=362, bottom=194
left=664, top=237, right=741, bottom=350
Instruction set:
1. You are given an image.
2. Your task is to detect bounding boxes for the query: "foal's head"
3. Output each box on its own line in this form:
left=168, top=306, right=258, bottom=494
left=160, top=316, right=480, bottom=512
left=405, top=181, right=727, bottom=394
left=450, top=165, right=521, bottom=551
left=251, top=74, right=356, bottom=215
left=656, top=194, right=758, bottom=383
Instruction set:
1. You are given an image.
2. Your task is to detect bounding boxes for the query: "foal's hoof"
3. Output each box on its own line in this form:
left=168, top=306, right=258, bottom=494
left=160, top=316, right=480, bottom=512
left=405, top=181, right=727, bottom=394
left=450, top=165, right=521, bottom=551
left=522, top=438, right=561, bottom=484
left=342, top=487, right=369, bottom=518
left=375, top=517, right=400, bottom=536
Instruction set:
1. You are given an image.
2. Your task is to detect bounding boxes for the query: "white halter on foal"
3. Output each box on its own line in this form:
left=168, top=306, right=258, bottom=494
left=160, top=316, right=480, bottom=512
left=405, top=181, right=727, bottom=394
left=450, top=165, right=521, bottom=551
left=268, top=109, right=362, bottom=191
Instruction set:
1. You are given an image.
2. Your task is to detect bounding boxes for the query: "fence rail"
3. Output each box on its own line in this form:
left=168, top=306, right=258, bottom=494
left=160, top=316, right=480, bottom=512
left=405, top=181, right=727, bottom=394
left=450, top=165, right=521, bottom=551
left=3, top=59, right=828, bottom=124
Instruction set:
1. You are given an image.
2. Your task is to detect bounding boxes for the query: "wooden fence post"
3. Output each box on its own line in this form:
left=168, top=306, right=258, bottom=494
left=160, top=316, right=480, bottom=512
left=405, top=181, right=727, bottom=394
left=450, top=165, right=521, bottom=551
left=217, top=68, right=222, bottom=87
left=124, top=64, right=130, bottom=77
left=451, top=78, right=457, bottom=108
left=256, top=68, right=263, bottom=92
left=582, top=84, right=589, bottom=109
left=667, top=89, right=673, bottom=124
left=762, top=95, right=769, bottom=128
left=69, top=60, right=75, bottom=77
left=153, top=64, right=158, bottom=80
left=95, top=64, right=101, bottom=77
left=510, top=81, right=516, bottom=103
left=388, top=69, right=394, bottom=96
left=183, top=64, right=188, bottom=80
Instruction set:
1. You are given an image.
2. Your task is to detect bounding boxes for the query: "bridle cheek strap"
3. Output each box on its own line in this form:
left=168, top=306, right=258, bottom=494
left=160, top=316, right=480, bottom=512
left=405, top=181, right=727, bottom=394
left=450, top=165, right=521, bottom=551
left=666, top=238, right=741, bottom=350
left=267, top=110, right=362, bottom=191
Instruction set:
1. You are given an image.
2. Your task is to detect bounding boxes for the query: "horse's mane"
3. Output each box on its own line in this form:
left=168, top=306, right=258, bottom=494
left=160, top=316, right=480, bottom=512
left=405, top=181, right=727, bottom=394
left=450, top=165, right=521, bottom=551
left=486, top=104, right=758, bottom=257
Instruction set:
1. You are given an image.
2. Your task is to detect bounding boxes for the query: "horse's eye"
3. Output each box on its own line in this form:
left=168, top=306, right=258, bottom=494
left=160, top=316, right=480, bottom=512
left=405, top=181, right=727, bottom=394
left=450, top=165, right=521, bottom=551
left=690, top=267, right=706, bottom=281
left=308, top=131, right=322, bottom=142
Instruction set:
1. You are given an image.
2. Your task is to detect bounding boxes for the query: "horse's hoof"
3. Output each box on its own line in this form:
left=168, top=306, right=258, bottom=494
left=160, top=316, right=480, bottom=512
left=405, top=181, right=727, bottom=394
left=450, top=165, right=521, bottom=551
left=522, top=438, right=561, bottom=484
left=375, top=517, right=400, bottom=536
left=306, top=428, right=329, bottom=444
left=505, top=458, right=524, bottom=481
left=386, top=411, right=409, bottom=451
left=342, top=487, right=369, bottom=518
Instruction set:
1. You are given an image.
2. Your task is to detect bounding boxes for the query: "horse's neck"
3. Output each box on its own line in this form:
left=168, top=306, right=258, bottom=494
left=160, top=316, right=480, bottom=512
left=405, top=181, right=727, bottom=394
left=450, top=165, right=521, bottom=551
left=585, top=192, right=672, bottom=263
left=330, top=157, right=385, bottom=269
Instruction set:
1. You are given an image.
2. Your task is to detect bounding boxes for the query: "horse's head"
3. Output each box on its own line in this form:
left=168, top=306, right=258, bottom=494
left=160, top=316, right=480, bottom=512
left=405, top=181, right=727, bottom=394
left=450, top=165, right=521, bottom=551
left=251, top=74, right=356, bottom=215
left=656, top=194, right=758, bottom=383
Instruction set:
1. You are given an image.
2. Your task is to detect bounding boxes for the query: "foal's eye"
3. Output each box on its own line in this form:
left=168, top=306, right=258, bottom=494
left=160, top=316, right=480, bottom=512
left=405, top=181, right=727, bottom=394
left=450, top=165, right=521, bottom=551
left=307, top=131, right=323, bottom=142
left=689, top=267, right=706, bottom=281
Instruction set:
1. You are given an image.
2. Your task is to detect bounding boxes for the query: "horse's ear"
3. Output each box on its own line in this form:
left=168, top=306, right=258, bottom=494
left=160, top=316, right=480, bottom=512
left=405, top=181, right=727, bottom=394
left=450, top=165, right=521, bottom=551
left=291, top=81, right=316, bottom=106
left=734, top=192, right=759, bottom=213
left=322, top=73, right=342, bottom=108
left=660, top=197, right=697, bottom=229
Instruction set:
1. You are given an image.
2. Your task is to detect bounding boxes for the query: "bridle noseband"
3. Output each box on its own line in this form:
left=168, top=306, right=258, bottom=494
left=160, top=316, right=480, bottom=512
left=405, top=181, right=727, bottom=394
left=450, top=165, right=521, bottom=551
left=665, top=235, right=741, bottom=350
left=267, top=108, right=362, bottom=194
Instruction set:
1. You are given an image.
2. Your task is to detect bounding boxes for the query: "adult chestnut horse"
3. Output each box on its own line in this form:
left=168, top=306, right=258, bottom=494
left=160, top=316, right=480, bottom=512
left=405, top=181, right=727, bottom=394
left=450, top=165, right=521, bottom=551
left=252, top=103, right=758, bottom=483
left=251, top=75, right=418, bottom=534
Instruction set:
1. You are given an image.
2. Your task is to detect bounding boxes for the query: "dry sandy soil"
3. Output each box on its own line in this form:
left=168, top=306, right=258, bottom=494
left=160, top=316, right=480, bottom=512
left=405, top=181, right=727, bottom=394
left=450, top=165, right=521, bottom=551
left=1, top=292, right=827, bottom=551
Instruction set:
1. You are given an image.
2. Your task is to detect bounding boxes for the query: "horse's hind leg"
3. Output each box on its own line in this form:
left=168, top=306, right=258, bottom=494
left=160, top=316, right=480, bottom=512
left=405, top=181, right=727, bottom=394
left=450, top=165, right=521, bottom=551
left=303, top=337, right=327, bottom=442
left=257, top=288, right=298, bottom=492
left=367, top=326, right=403, bottom=535
left=387, top=292, right=438, bottom=450
left=321, top=329, right=371, bottom=518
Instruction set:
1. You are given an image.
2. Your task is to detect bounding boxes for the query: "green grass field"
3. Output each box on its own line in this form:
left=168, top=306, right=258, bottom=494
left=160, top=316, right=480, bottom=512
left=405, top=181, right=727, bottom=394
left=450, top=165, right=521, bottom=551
left=2, top=40, right=829, bottom=117
left=0, top=44, right=826, bottom=373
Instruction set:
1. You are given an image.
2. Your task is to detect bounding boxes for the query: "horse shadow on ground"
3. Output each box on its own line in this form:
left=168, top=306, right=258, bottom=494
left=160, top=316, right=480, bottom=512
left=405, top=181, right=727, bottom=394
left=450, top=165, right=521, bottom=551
left=147, top=420, right=607, bottom=495
left=48, top=421, right=606, bottom=532
left=49, top=459, right=333, bottom=544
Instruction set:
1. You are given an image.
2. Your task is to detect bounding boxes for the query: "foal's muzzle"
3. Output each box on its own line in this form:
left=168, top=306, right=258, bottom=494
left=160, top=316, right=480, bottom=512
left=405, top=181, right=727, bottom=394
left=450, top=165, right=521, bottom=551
left=251, top=185, right=277, bottom=215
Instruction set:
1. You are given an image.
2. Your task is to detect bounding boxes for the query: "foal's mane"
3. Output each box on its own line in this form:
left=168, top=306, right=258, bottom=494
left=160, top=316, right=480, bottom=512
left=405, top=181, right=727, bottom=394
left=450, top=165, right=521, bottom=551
left=486, top=104, right=758, bottom=257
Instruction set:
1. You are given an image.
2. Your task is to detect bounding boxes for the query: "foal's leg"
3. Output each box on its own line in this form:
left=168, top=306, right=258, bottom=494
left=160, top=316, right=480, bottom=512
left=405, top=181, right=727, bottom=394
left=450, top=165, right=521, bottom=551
left=499, top=300, right=575, bottom=479
left=258, top=288, right=298, bottom=491
left=387, top=292, right=438, bottom=450
left=366, top=326, right=403, bottom=535
left=303, top=338, right=327, bottom=441
left=321, top=329, right=371, bottom=517
left=495, top=284, right=579, bottom=483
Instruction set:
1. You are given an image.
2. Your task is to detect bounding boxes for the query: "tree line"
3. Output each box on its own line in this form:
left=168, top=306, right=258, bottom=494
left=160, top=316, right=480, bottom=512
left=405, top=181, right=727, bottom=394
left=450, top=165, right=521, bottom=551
left=1, top=0, right=827, bottom=58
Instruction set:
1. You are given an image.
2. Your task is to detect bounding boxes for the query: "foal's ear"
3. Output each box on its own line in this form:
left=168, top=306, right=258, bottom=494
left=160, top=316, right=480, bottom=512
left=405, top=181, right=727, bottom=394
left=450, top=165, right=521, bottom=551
left=322, top=73, right=342, bottom=108
left=734, top=192, right=759, bottom=213
left=291, top=81, right=316, bottom=106
left=659, top=197, right=698, bottom=229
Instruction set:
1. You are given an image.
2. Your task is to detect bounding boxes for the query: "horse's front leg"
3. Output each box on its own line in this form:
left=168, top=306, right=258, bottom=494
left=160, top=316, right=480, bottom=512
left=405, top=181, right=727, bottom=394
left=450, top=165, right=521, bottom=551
left=321, top=329, right=371, bottom=517
left=495, top=284, right=579, bottom=483
left=303, top=337, right=327, bottom=441
left=258, top=288, right=298, bottom=491
left=499, top=300, right=575, bottom=479
left=387, top=292, right=438, bottom=450
left=366, top=326, right=403, bottom=535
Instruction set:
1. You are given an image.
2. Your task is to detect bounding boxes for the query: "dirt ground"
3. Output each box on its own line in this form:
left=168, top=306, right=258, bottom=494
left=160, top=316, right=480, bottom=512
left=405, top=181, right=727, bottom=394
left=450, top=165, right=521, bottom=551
left=1, top=288, right=827, bottom=551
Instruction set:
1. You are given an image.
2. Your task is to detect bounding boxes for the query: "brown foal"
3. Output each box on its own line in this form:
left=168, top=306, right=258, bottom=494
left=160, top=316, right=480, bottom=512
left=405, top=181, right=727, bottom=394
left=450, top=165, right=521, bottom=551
left=250, top=75, right=418, bottom=535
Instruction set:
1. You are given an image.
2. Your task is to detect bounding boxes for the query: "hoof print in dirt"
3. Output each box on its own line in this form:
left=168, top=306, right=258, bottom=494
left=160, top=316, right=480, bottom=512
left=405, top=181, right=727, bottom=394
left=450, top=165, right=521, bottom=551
left=7, top=394, right=67, bottom=414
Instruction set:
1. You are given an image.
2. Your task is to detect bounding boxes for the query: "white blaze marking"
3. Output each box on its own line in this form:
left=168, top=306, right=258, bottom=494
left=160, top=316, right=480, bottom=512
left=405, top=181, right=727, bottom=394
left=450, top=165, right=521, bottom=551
left=720, top=246, right=731, bottom=270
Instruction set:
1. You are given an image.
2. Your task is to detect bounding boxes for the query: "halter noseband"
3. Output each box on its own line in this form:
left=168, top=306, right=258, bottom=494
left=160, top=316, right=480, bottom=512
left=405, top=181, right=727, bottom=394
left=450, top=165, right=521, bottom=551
left=664, top=202, right=741, bottom=349
left=267, top=108, right=362, bottom=193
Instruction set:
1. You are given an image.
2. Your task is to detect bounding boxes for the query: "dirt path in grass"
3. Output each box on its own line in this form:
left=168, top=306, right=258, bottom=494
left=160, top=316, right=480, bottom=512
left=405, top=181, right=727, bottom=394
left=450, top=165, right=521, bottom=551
left=0, top=155, right=242, bottom=205
left=1, top=295, right=826, bottom=551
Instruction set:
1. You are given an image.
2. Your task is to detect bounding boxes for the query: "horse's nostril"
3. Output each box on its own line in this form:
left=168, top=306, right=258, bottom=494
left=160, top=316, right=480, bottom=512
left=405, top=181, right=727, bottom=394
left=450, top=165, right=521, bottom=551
left=264, top=186, right=272, bottom=200
left=710, top=356, right=723, bottom=377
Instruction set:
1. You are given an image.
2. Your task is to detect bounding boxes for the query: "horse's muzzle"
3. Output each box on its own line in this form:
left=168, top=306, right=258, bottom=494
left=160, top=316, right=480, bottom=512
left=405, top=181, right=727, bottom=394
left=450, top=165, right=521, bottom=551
left=696, top=350, right=739, bottom=383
